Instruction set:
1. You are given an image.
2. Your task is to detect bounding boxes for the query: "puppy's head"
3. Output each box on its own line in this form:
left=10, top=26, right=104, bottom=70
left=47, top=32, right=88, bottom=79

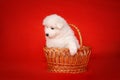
left=43, top=14, right=67, bottom=38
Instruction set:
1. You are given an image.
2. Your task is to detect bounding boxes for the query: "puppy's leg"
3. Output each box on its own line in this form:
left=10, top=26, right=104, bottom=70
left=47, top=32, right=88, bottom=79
left=68, top=43, right=77, bottom=56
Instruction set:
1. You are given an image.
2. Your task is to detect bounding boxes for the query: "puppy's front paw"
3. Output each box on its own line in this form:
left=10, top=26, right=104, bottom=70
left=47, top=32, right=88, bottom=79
left=69, top=47, right=77, bottom=56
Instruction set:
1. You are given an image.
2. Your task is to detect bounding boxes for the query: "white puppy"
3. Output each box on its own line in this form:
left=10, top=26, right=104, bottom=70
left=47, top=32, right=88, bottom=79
left=43, top=14, right=80, bottom=55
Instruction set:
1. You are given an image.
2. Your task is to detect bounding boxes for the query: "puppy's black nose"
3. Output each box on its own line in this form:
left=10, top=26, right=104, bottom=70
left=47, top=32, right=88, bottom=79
left=46, top=33, right=49, bottom=36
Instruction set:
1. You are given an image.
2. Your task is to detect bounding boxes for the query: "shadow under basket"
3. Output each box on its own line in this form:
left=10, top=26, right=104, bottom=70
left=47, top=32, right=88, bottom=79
left=43, top=24, right=91, bottom=74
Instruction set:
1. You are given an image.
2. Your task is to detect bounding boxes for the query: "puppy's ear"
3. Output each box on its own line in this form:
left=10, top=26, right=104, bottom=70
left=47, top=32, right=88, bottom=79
left=56, top=23, right=63, bottom=29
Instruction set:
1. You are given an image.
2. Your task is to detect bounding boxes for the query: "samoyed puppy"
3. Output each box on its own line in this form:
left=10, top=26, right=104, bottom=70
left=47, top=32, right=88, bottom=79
left=43, top=14, right=80, bottom=56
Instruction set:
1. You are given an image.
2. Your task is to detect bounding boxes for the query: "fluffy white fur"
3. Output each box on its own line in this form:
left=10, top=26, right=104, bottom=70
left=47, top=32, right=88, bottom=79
left=43, top=14, right=80, bottom=55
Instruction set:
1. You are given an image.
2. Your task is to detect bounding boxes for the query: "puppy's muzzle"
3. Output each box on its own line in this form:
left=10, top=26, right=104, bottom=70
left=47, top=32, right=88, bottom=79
left=46, top=33, right=49, bottom=37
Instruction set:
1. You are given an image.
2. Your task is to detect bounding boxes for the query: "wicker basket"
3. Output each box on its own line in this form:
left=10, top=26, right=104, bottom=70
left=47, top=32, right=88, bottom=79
left=43, top=24, right=91, bottom=73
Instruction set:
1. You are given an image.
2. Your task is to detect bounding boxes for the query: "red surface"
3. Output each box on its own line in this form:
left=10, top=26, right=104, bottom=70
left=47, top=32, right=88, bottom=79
left=0, top=0, right=120, bottom=80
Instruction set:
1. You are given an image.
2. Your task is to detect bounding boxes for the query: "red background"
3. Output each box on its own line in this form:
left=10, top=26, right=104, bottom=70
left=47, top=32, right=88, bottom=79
left=0, top=0, right=120, bottom=80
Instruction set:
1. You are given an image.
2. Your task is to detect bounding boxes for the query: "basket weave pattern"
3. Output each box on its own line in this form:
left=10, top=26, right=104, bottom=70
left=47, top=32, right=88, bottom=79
left=43, top=24, right=91, bottom=73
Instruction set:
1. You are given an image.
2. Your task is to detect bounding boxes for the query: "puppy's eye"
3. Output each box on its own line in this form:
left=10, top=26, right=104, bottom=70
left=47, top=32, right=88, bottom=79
left=51, top=27, right=54, bottom=30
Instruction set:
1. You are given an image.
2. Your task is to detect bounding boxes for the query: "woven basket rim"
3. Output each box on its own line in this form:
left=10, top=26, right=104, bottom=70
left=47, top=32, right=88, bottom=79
left=44, top=46, right=91, bottom=50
